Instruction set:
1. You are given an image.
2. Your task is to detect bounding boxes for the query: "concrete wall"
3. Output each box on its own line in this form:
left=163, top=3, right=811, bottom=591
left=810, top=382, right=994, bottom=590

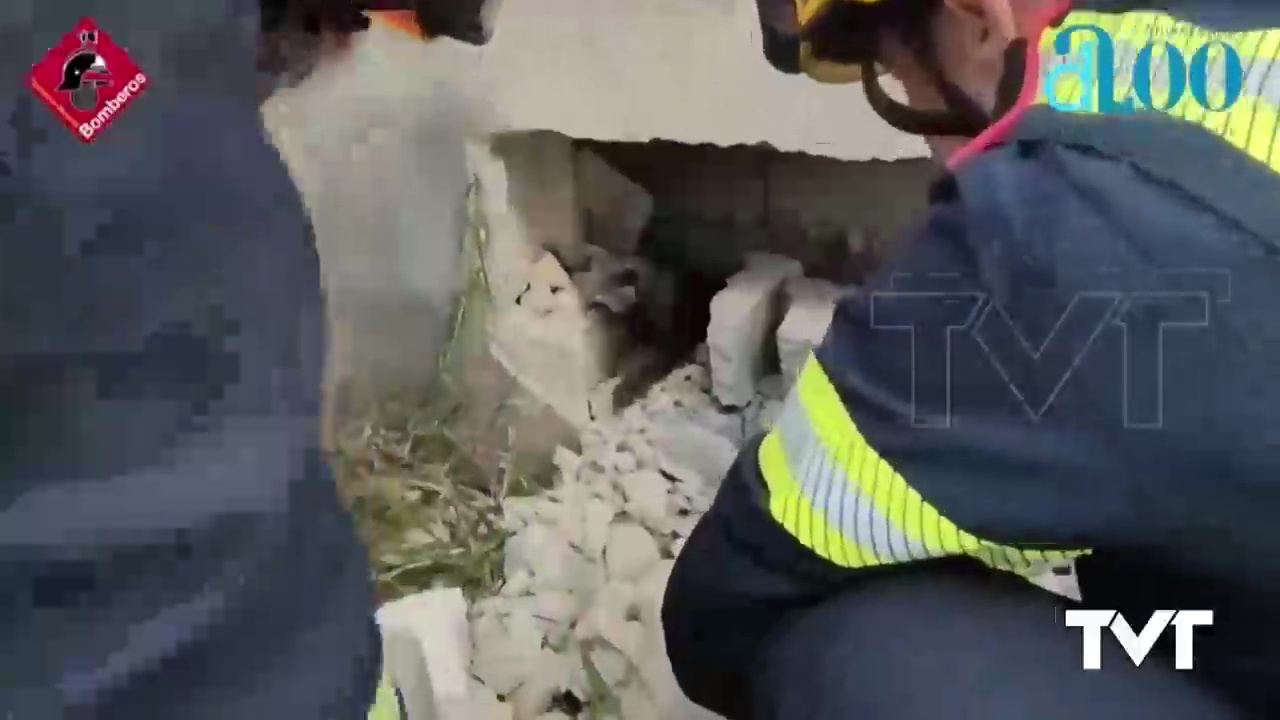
left=475, top=0, right=930, bottom=160
left=262, top=27, right=482, bottom=419
left=587, top=140, right=935, bottom=236
left=767, top=153, right=937, bottom=236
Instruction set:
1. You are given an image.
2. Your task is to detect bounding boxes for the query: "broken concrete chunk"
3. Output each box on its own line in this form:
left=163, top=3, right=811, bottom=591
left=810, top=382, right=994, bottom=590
left=492, top=252, right=630, bottom=429
left=649, top=411, right=739, bottom=487
left=607, top=450, right=638, bottom=475
left=744, top=252, right=805, bottom=278
left=588, top=644, right=632, bottom=688
left=611, top=620, right=647, bottom=667
left=617, top=470, right=674, bottom=532
left=635, top=559, right=676, bottom=628
left=522, top=253, right=578, bottom=317
left=604, top=522, right=662, bottom=583
left=472, top=611, right=543, bottom=696
left=510, top=648, right=577, bottom=720
left=575, top=149, right=653, bottom=255
left=502, top=570, right=534, bottom=597
left=533, top=591, right=578, bottom=631
left=707, top=256, right=803, bottom=406
left=438, top=699, right=514, bottom=720
left=757, top=374, right=786, bottom=402
left=491, top=302, right=622, bottom=429
left=375, top=588, right=471, bottom=717
left=622, top=433, right=660, bottom=470
left=674, top=363, right=713, bottom=392
left=777, top=277, right=843, bottom=385
left=585, top=485, right=618, bottom=536
left=504, top=522, right=597, bottom=595
left=577, top=457, right=613, bottom=492
left=552, top=446, right=581, bottom=482
left=469, top=679, right=501, bottom=706
left=620, top=683, right=660, bottom=719
left=586, top=376, right=624, bottom=422
left=646, top=382, right=746, bottom=446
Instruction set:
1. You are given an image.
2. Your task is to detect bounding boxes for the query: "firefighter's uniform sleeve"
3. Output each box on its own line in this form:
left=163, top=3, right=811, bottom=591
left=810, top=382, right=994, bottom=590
left=663, top=187, right=1140, bottom=718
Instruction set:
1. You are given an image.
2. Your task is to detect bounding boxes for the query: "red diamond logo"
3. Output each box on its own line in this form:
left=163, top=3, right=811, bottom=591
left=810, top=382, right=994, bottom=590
left=28, top=17, right=149, bottom=143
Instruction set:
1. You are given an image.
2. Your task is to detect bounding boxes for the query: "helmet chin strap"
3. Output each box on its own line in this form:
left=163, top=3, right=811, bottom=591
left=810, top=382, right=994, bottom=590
left=860, top=37, right=1028, bottom=138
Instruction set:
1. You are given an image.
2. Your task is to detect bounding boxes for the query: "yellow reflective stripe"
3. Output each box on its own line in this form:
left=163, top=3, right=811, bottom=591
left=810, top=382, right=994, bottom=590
left=775, top=393, right=932, bottom=564
left=795, top=358, right=1081, bottom=571
left=366, top=673, right=402, bottom=720
left=760, top=429, right=882, bottom=567
left=759, top=355, right=1090, bottom=573
left=1037, top=11, right=1280, bottom=172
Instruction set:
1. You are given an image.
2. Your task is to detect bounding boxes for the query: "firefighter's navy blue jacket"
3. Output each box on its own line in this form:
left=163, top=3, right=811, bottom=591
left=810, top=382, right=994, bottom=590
left=2, top=2, right=380, bottom=717
left=663, top=8, right=1280, bottom=720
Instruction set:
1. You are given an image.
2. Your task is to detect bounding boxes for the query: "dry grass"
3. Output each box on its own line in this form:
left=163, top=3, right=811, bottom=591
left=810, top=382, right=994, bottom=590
left=330, top=174, right=539, bottom=603
left=331, top=399, right=540, bottom=602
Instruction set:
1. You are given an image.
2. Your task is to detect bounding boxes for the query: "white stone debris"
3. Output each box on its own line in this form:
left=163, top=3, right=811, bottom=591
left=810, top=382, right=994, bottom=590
left=604, top=522, right=662, bottom=583
left=707, top=253, right=803, bottom=407
left=490, top=252, right=625, bottom=428
left=776, top=277, right=844, bottom=385
left=396, top=356, right=756, bottom=720
left=376, top=588, right=472, bottom=720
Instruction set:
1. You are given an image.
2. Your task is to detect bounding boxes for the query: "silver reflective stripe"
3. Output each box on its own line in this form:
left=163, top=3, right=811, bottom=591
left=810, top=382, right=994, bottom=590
left=770, top=371, right=1071, bottom=575
left=775, top=396, right=932, bottom=564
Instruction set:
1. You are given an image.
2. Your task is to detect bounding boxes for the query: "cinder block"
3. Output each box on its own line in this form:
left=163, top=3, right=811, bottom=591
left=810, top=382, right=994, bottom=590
left=377, top=588, right=472, bottom=720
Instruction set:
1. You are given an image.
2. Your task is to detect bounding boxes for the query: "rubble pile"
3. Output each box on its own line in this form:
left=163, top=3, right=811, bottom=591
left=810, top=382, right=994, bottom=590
left=380, top=359, right=779, bottom=720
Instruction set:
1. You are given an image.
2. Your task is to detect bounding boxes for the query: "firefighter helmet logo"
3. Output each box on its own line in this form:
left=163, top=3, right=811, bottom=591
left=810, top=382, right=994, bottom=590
left=57, top=31, right=112, bottom=111
left=28, top=18, right=148, bottom=143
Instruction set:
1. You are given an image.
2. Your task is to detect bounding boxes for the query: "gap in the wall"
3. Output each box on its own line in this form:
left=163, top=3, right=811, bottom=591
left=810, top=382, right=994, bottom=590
left=575, top=138, right=937, bottom=285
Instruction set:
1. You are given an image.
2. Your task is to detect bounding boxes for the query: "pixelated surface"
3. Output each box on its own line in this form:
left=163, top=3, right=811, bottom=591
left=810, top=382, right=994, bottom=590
left=3, top=2, right=379, bottom=718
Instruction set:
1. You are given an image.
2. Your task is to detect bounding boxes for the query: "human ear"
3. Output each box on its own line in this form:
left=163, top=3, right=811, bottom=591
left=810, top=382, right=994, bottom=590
left=944, top=0, right=1018, bottom=41
left=940, top=0, right=1011, bottom=64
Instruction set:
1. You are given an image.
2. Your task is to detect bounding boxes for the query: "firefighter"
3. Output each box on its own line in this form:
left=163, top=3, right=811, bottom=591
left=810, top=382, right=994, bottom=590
left=662, top=0, right=1280, bottom=718
left=2, top=2, right=486, bottom=719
